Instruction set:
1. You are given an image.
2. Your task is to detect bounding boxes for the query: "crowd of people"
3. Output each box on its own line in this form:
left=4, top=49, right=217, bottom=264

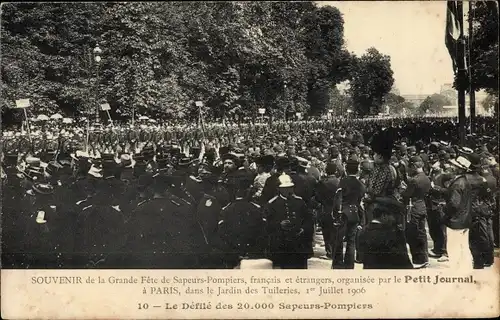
left=1, top=115, right=498, bottom=269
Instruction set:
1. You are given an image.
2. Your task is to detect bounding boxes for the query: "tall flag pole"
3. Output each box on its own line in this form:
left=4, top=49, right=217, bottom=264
left=468, top=1, right=476, bottom=134
left=446, top=1, right=467, bottom=145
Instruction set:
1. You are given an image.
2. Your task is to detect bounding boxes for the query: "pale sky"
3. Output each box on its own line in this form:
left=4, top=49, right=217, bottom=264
left=317, top=1, right=457, bottom=95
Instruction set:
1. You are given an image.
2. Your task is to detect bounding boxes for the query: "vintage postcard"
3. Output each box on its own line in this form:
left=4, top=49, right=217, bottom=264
left=1, top=1, right=499, bottom=319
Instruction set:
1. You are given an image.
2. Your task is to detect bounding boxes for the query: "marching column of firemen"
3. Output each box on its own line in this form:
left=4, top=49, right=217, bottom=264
left=1, top=117, right=498, bottom=269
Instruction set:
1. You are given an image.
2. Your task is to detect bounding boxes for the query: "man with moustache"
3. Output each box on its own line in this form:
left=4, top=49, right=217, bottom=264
left=217, top=152, right=245, bottom=206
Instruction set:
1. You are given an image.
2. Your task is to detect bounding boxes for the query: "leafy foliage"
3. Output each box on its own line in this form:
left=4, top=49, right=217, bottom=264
left=382, top=92, right=407, bottom=115
left=348, top=48, right=395, bottom=116
left=417, top=93, right=452, bottom=115
left=1, top=2, right=393, bottom=124
left=457, top=1, right=499, bottom=96
left=328, top=85, right=352, bottom=116
left=481, top=93, right=499, bottom=113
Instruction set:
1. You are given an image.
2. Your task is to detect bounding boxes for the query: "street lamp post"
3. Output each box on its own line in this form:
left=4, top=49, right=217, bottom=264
left=283, top=81, right=287, bottom=122
left=93, top=44, right=102, bottom=123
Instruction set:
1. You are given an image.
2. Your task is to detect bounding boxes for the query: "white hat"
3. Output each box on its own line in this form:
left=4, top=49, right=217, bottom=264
left=278, top=173, right=294, bottom=188
left=88, top=165, right=103, bottom=178
left=119, top=153, right=136, bottom=168
left=449, top=156, right=471, bottom=170
left=459, top=147, right=474, bottom=154
left=26, top=156, right=41, bottom=165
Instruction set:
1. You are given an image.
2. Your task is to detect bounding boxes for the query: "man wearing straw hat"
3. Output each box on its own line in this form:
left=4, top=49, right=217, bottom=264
left=444, top=153, right=478, bottom=269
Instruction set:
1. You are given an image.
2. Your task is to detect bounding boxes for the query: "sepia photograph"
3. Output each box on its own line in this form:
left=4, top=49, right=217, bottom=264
left=1, top=1, right=499, bottom=318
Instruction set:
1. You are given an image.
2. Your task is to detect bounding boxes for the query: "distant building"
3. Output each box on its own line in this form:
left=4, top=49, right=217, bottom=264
left=403, top=83, right=490, bottom=111
left=401, top=94, right=430, bottom=107
left=440, top=83, right=457, bottom=102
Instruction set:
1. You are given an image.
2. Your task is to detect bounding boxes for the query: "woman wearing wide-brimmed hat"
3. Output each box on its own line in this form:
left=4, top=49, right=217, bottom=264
left=364, top=128, right=402, bottom=225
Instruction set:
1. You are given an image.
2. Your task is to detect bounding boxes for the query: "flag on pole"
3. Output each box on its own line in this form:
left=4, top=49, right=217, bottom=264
left=445, top=1, right=465, bottom=74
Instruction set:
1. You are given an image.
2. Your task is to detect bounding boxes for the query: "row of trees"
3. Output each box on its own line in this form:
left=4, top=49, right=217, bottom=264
left=465, top=1, right=498, bottom=97
left=1, top=2, right=395, bottom=124
left=452, top=1, right=499, bottom=116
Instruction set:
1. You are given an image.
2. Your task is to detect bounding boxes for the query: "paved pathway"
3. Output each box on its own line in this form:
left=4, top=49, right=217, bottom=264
left=307, top=227, right=499, bottom=270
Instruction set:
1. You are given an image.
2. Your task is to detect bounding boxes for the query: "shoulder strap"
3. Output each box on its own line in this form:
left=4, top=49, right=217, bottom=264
left=450, top=174, right=465, bottom=186
left=221, top=202, right=232, bottom=211
left=268, top=195, right=279, bottom=203
left=250, top=202, right=261, bottom=208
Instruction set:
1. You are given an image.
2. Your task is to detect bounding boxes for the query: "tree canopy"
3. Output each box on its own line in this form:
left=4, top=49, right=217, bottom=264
left=382, top=92, right=415, bottom=115
left=348, top=47, right=395, bottom=116
left=459, top=1, right=499, bottom=96
left=417, top=93, right=453, bottom=115
left=481, top=93, right=499, bottom=113
left=1, top=2, right=394, bottom=124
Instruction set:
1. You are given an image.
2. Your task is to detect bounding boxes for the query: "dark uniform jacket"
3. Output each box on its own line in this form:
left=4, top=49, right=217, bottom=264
left=218, top=198, right=267, bottom=258
left=401, top=171, right=431, bottom=216
left=316, top=175, right=340, bottom=209
left=260, top=172, right=281, bottom=204
left=290, top=171, right=317, bottom=207
left=338, top=175, right=366, bottom=224
left=265, top=194, right=313, bottom=257
left=126, top=195, right=191, bottom=268
left=467, top=173, right=493, bottom=219
left=443, top=175, right=472, bottom=230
